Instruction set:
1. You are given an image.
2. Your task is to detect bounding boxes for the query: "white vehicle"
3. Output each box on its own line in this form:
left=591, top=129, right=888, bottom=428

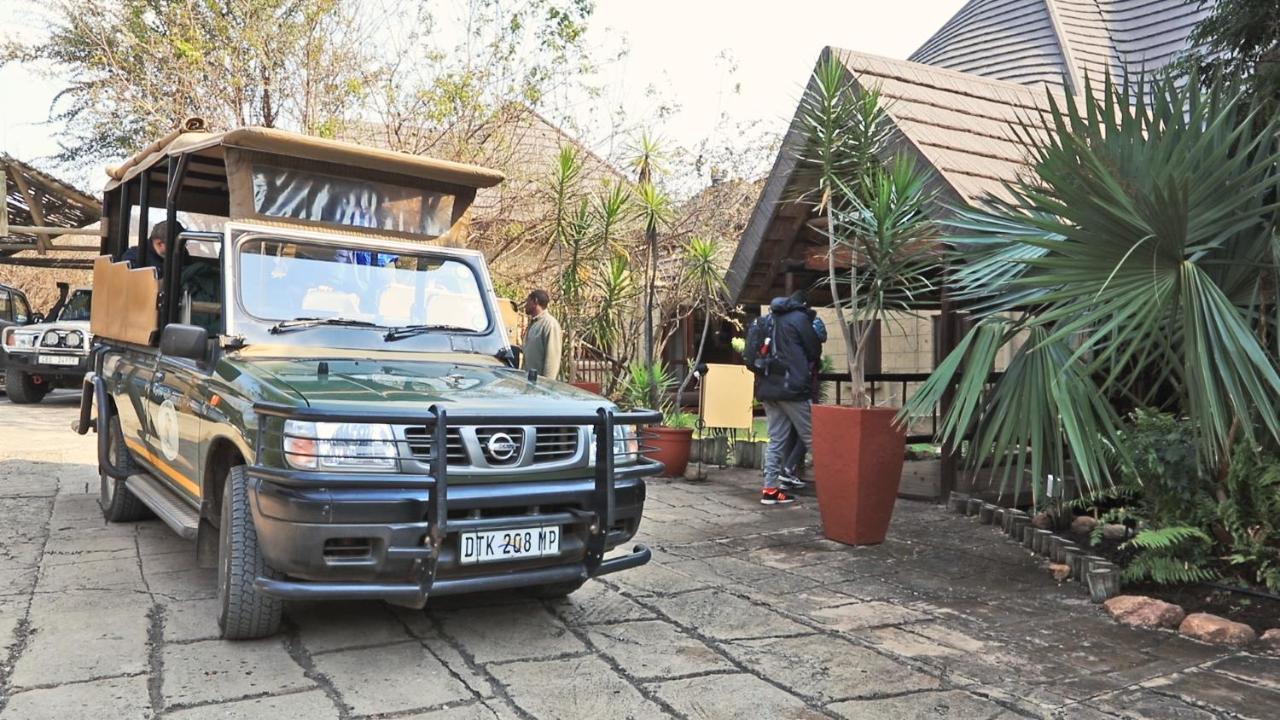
left=1, top=284, right=93, bottom=403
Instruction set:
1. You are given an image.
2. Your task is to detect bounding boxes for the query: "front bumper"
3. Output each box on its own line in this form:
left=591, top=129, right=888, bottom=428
left=246, top=403, right=663, bottom=606
left=3, top=350, right=90, bottom=383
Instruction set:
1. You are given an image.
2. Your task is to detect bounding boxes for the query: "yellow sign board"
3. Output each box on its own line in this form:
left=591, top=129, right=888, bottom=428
left=701, top=363, right=754, bottom=429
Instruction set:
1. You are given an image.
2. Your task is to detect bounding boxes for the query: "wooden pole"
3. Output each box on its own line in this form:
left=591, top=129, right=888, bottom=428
left=9, top=168, right=51, bottom=254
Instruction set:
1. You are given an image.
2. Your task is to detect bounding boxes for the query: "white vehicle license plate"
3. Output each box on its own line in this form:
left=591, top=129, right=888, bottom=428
left=38, top=354, right=78, bottom=366
left=459, top=526, right=561, bottom=565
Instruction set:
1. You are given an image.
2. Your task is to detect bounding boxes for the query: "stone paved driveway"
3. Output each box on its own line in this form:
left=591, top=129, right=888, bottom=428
left=2, top=394, right=1278, bottom=719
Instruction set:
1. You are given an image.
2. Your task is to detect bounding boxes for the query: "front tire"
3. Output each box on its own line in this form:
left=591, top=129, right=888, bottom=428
left=5, top=371, right=48, bottom=404
left=100, top=414, right=153, bottom=522
left=217, top=466, right=283, bottom=640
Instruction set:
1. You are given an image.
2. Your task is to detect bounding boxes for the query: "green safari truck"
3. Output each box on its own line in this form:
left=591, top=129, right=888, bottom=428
left=77, top=126, right=661, bottom=639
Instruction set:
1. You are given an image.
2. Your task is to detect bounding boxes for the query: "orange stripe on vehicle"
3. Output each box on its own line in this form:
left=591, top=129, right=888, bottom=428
left=124, top=438, right=202, bottom=498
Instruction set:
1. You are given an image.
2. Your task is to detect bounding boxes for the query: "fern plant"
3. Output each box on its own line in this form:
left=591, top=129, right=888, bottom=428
left=1121, top=526, right=1220, bottom=585
left=1218, top=444, right=1280, bottom=591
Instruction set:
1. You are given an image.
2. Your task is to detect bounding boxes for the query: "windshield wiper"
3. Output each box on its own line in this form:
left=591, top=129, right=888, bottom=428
left=269, top=317, right=380, bottom=334
left=384, top=324, right=477, bottom=341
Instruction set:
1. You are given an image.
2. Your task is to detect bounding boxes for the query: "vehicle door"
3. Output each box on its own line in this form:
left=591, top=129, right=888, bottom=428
left=144, top=234, right=225, bottom=502
left=105, top=346, right=160, bottom=465
left=0, top=288, right=12, bottom=333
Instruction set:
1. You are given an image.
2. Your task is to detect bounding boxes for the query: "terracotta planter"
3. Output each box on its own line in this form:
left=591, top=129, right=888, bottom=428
left=571, top=381, right=603, bottom=396
left=812, top=405, right=906, bottom=546
left=647, top=426, right=693, bottom=477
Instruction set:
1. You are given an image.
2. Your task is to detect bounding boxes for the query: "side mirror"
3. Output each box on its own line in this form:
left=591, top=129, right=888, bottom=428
left=497, top=345, right=523, bottom=369
left=28, top=313, right=45, bottom=325
left=161, top=323, right=209, bottom=362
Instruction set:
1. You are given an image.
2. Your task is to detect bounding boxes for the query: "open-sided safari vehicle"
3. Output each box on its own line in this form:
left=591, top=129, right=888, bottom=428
left=76, top=124, right=661, bottom=639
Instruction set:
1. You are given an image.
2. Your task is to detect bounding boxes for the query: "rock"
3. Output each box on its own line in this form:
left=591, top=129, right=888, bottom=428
left=1101, top=524, right=1128, bottom=541
left=1178, top=613, right=1257, bottom=646
left=1103, top=595, right=1185, bottom=629
left=1070, top=515, right=1099, bottom=535
left=1031, top=512, right=1054, bottom=530
left=1261, top=629, right=1280, bottom=653
left=1049, top=563, right=1071, bottom=582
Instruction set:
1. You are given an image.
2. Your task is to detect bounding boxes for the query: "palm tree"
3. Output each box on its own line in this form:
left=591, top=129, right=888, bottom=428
left=674, top=236, right=728, bottom=409
left=903, top=73, right=1280, bottom=502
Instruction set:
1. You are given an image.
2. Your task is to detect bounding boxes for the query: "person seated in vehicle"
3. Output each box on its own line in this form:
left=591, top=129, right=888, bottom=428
left=122, top=221, right=185, bottom=272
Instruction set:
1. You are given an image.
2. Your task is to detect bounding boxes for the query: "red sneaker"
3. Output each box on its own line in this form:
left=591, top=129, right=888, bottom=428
left=760, top=488, right=796, bottom=505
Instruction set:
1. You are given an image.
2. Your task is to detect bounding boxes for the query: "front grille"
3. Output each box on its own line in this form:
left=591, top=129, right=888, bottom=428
left=404, top=427, right=468, bottom=464
left=533, top=426, right=579, bottom=462
left=476, top=427, right=525, bottom=465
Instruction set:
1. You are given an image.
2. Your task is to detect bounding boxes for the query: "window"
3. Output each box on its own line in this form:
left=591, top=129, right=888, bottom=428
left=13, top=294, right=30, bottom=324
left=58, top=290, right=92, bottom=322
left=0, top=290, right=10, bottom=321
left=237, top=238, right=488, bottom=332
left=251, top=165, right=455, bottom=237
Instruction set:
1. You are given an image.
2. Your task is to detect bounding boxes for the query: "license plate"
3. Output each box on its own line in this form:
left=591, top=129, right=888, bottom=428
left=38, top=354, right=78, bottom=366
left=459, top=526, right=561, bottom=565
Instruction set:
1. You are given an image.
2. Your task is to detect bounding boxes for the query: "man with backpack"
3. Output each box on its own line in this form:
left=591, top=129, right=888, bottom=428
left=742, top=293, right=823, bottom=505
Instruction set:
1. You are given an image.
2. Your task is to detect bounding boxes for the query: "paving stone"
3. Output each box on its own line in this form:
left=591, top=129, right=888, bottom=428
left=10, top=604, right=150, bottom=689
left=146, top=568, right=217, bottom=601
left=310, top=641, right=473, bottom=716
left=438, top=603, right=585, bottom=663
left=1087, top=688, right=1220, bottom=719
left=162, top=598, right=223, bottom=643
left=488, top=654, right=671, bottom=719
left=722, top=634, right=941, bottom=703
left=603, top=561, right=709, bottom=596
left=394, top=700, right=509, bottom=719
left=865, top=626, right=963, bottom=658
left=1141, top=670, right=1280, bottom=720
left=34, top=554, right=144, bottom=593
left=545, top=581, right=656, bottom=626
left=827, top=690, right=1009, bottom=720
left=744, top=587, right=862, bottom=618
left=164, top=689, right=338, bottom=719
left=0, top=674, right=153, bottom=720
left=648, top=588, right=812, bottom=640
left=161, top=638, right=313, bottom=708
left=290, top=601, right=414, bottom=654
left=1207, top=653, right=1280, bottom=691
left=806, top=600, right=930, bottom=631
left=586, top=620, right=735, bottom=680
left=649, top=672, right=823, bottom=719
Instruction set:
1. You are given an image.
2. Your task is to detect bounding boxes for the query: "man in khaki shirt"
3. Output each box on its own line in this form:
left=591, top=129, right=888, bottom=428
left=522, top=289, right=563, bottom=380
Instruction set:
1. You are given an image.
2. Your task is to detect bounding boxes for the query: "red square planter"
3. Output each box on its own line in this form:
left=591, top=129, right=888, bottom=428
left=812, top=405, right=906, bottom=546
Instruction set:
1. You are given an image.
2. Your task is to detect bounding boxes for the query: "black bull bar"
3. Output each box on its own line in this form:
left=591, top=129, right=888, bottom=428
left=247, top=402, right=663, bottom=605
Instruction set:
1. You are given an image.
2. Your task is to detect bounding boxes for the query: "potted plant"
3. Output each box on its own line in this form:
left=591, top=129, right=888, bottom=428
left=619, top=361, right=693, bottom=477
left=795, top=55, right=939, bottom=545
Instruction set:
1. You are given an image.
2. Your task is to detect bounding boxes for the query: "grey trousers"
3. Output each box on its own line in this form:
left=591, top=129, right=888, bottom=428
left=762, top=399, right=813, bottom=489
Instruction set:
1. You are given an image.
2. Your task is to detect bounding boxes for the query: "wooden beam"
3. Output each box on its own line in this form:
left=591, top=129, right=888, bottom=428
left=0, top=256, right=94, bottom=269
left=0, top=243, right=100, bottom=252
left=8, top=167, right=50, bottom=254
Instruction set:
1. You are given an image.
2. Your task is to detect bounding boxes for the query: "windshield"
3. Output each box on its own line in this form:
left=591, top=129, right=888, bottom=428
left=57, top=290, right=92, bottom=322
left=237, top=237, right=489, bottom=332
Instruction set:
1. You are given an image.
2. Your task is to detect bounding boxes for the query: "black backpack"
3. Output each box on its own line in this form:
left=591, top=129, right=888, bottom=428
left=741, top=314, right=778, bottom=375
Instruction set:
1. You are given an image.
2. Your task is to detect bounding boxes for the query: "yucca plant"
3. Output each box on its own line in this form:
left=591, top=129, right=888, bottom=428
left=674, top=236, right=728, bottom=409
left=903, top=71, right=1280, bottom=504
left=794, top=53, right=939, bottom=407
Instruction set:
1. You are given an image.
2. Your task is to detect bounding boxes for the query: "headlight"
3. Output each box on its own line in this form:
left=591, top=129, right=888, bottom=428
left=4, top=330, right=38, bottom=349
left=283, top=420, right=398, bottom=471
left=41, top=330, right=61, bottom=347
left=64, top=330, right=84, bottom=348
left=590, top=425, right=639, bottom=465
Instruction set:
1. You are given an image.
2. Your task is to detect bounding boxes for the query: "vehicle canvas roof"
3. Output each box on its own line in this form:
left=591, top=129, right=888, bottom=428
left=103, top=125, right=506, bottom=193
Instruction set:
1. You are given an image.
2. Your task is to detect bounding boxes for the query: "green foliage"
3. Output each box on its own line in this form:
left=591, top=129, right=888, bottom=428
left=1219, top=444, right=1280, bottom=591
left=1121, top=526, right=1220, bottom=585
left=664, top=411, right=698, bottom=430
left=903, top=71, right=1280, bottom=503
left=618, top=362, right=673, bottom=414
left=1186, top=0, right=1280, bottom=113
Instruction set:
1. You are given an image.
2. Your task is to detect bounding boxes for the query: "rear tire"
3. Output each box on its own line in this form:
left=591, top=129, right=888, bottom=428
left=528, top=578, right=588, bottom=599
left=100, top=414, right=154, bottom=522
left=217, top=466, right=283, bottom=640
left=5, top=372, right=48, bottom=404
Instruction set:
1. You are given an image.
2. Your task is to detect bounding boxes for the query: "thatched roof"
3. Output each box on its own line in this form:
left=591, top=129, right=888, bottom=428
left=2, top=155, right=101, bottom=254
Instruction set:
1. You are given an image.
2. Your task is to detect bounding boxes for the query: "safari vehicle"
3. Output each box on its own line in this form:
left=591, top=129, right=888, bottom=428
left=0, top=281, right=35, bottom=390
left=2, top=283, right=93, bottom=403
left=77, top=125, right=661, bottom=640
